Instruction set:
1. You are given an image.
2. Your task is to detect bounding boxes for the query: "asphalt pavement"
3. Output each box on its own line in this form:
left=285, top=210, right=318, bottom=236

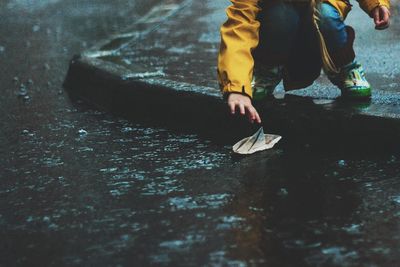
left=2, top=1, right=400, bottom=266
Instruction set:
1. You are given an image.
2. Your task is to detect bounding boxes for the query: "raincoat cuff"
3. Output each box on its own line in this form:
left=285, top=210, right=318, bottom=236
left=222, top=91, right=252, bottom=102
left=220, top=82, right=253, bottom=100
left=361, top=0, right=390, bottom=17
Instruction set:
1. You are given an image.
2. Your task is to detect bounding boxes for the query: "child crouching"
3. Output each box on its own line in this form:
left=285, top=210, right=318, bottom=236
left=217, top=0, right=390, bottom=123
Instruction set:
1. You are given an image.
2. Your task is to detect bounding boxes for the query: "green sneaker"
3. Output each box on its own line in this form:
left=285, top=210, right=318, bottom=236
left=330, top=61, right=371, bottom=99
left=252, top=65, right=283, bottom=101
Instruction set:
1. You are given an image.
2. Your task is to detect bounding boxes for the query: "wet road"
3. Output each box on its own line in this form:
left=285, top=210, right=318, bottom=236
left=1, top=1, right=400, bottom=266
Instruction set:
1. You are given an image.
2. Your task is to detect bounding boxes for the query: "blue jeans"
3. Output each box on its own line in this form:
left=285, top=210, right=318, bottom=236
left=254, top=2, right=348, bottom=66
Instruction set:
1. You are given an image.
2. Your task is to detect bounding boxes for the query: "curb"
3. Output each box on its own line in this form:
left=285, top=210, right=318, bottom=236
left=64, top=55, right=400, bottom=151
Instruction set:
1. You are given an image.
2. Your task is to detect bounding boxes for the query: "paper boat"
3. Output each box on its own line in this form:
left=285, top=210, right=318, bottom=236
left=232, top=127, right=282, bottom=155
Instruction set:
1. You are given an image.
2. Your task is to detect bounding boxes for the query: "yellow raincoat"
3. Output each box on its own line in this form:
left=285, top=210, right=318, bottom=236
left=217, top=0, right=390, bottom=98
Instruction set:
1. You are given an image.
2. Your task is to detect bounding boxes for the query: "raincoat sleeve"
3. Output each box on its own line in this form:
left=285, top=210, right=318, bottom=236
left=217, top=0, right=261, bottom=99
left=357, top=0, right=390, bottom=17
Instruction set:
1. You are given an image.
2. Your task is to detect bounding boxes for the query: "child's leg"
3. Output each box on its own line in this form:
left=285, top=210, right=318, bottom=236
left=318, top=3, right=348, bottom=54
left=318, top=3, right=372, bottom=98
left=252, top=2, right=301, bottom=100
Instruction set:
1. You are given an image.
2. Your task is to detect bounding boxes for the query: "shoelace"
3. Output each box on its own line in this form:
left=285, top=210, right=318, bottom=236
left=348, top=65, right=366, bottom=84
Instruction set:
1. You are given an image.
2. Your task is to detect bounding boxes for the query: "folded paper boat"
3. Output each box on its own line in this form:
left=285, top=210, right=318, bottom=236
left=232, top=127, right=282, bottom=155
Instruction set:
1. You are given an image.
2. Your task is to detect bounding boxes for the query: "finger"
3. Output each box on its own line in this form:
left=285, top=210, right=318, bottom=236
left=382, top=8, right=390, bottom=24
left=248, top=106, right=261, bottom=124
left=247, top=112, right=254, bottom=123
left=375, top=19, right=389, bottom=30
left=247, top=107, right=256, bottom=123
left=373, top=9, right=380, bottom=25
left=229, top=102, right=236, bottom=114
left=377, top=21, right=389, bottom=29
left=255, top=111, right=262, bottom=124
left=239, top=103, right=245, bottom=115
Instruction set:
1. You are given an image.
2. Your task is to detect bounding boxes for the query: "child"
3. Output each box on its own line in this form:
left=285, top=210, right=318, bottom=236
left=217, top=0, right=390, bottom=124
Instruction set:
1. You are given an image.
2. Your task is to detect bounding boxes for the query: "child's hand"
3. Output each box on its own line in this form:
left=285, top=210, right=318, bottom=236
left=227, top=93, right=261, bottom=124
left=372, top=5, right=390, bottom=30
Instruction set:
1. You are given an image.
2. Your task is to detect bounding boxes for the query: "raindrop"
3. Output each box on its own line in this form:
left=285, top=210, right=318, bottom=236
left=18, top=87, right=28, bottom=97
left=196, top=212, right=206, bottom=218
left=120, top=235, right=130, bottom=241
left=78, top=129, right=88, bottom=136
left=32, top=25, right=40, bottom=32
left=27, top=79, right=33, bottom=85
left=121, top=127, right=134, bottom=133
left=13, top=76, right=19, bottom=83
left=342, top=224, right=361, bottom=234
left=0, top=46, right=4, bottom=53
left=277, top=188, right=288, bottom=197
left=18, top=83, right=28, bottom=98
left=48, top=223, right=58, bottom=230
left=44, top=63, right=50, bottom=70
left=392, top=196, right=400, bottom=204
left=388, top=155, right=397, bottom=163
left=338, top=160, right=347, bottom=167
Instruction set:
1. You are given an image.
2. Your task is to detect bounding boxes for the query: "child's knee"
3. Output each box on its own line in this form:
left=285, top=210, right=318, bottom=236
left=318, top=3, right=348, bottom=49
left=319, top=3, right=344, bottom=33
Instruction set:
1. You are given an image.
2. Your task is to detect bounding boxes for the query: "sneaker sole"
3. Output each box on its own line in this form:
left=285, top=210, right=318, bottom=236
left=341, top=88, right=371, bottom=99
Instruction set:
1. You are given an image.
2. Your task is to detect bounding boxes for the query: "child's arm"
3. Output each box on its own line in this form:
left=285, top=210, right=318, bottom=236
left=357, top=0, right=390, bottom=29
left=217, top=0, right=262, bottom=123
